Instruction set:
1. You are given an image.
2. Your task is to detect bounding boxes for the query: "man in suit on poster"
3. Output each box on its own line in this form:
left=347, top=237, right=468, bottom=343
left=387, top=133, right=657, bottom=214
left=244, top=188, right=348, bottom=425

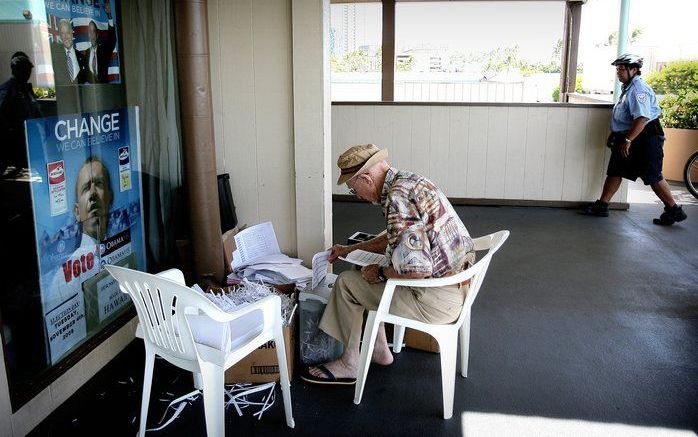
left=84, top=0, right=117, bottom=84
left=51, top=18, right=90, bottom=85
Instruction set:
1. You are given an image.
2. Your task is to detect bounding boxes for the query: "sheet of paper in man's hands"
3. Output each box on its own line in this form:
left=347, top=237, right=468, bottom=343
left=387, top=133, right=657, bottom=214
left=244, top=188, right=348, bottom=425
left=312, top=250, right=331, bottom=290
left=340, top=249, right=389, bottom=267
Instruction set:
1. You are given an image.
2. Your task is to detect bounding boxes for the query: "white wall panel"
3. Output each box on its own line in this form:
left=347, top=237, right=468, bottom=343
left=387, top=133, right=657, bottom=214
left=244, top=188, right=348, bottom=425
left=523, top=107, right=548, bottom=200
left=332, top=104, right=616, bottom=203
left=504, top=107, right=528, bottom=199
left=429, top=106, right=450, bottom=191
left=562, top=108, right=589, bottom=201
left=209, top=0, right=297, bottom=253
left=542, top=107, right=568, bottom=200
left=485, top=107, right=509, bottom=199
left=466, top=107, right=489, bottom=198
left=355, top=105, right=376, bottom=145
left=410, top=106, right=431, bottom=180
left=583, top=108, right=612, bottom=201
left=252, top=0, right=296, bottom=254
left=373, top=106, right=395, bottom=167
left=212, top=0, right=259, bottom=227
left=447, top=106, right=470, bottom=196
left=391, top=106, right=413, bottom=173
left=332, top=105, right=355, bottom=194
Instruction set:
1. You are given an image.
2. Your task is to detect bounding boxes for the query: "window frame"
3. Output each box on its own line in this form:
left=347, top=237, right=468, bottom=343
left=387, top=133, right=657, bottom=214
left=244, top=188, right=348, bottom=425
left=331, top=0, right=583, bottom=103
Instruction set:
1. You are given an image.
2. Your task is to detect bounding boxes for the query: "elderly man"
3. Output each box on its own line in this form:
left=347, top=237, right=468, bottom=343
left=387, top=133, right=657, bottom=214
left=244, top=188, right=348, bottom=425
left=302, top=144, right=475, bottom=385
left=51, top=19, right=90, bottom=85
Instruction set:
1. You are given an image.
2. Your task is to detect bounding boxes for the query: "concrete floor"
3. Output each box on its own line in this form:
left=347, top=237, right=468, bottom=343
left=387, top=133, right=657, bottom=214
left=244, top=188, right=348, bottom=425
left=31, top=201, right=698, bottom=436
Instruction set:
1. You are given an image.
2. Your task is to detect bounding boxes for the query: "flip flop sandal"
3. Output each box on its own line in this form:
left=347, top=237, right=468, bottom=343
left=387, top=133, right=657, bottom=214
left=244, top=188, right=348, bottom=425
left=300, top=364, right=356, bottom=386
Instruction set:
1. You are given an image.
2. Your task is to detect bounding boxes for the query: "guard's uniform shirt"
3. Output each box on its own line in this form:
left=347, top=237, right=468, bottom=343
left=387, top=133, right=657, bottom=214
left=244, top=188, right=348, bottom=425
left=611, top=75, right=661, bottom=132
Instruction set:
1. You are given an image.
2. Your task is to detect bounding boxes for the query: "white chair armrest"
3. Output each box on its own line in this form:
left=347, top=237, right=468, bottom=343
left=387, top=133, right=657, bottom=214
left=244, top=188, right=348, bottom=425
left=473, top=234, right=494, bottom=250
left=375, top=267, right=479, bottom=317
left=156, top=268, right=186, bottom=285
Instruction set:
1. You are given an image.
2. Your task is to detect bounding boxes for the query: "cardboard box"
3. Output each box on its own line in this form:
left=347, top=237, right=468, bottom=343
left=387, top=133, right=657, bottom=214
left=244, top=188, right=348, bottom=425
left=404, top=328, right=440, bottom=353
left=222, top=224, right=247, bottom=274
left=224, top=315, right=296, bottom=384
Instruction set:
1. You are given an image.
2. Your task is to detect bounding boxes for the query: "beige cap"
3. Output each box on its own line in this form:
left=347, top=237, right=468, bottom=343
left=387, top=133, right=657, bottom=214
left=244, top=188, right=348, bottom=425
left=336, top=144, right=388, bottom=185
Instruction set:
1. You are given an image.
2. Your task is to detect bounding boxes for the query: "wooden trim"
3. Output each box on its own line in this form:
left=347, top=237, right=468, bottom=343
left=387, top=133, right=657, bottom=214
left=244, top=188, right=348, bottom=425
left=381, top=0, right=395, bottom=101
left=332, top=101, right=613, bottom=108
left=559, top=1, right=583, bottom=102
left=333, top=195, right=629, bottom=210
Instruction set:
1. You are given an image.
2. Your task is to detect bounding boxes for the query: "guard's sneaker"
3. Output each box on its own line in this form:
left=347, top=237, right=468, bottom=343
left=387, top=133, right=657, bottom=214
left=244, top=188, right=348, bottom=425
left=653, top=205, right=687, bottom=226
left=581, top=200, right=609, bottom=217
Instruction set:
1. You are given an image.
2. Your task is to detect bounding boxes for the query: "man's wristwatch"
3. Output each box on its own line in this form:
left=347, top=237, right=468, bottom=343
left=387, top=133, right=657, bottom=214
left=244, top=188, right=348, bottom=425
left=377, top=266, right=387, bottom=282
left=624, top=137, right=632, bottom=145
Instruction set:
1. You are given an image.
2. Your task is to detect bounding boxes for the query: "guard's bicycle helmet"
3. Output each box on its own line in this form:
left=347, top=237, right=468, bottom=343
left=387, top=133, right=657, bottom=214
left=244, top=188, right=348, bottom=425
left=611, top=53, right=643, bottom=68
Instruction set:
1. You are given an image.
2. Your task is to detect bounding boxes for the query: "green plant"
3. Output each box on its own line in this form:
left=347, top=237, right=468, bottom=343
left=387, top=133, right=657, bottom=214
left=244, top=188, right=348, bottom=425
left=646, top=60, right=698, bottom=129
left=552, top=76, right=584, bottom=102
left=33, top=87, right=55, bottom=99
left=646, top=60, right=698, bottom=95
left=658, top=92, right=698, bottom=129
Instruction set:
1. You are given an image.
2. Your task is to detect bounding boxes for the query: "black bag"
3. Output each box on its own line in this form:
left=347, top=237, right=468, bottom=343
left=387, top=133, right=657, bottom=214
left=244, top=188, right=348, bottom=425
left=607, top=132, right=625, bottom=149
left=217, top=173, right=238, bottom=233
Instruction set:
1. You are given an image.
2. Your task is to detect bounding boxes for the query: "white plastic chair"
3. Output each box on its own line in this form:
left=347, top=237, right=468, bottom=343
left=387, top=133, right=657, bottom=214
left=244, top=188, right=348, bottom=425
left=105, top=265, right=294, bottom=436
left=353, top=230, right=509, bottom=419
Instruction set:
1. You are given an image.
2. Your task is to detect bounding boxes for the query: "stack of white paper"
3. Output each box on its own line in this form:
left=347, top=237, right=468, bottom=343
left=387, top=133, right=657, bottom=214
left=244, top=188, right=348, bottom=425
left=229, top=222, right=313, bottom=287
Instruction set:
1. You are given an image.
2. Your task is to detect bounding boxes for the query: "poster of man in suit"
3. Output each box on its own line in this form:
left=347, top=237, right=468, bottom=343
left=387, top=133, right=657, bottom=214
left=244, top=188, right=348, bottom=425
left=46, top=0, right=121, bottom=86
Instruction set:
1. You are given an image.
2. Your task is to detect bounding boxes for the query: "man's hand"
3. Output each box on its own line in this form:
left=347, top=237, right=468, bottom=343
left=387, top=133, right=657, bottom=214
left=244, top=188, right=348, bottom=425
left=327, top=244, right=351, bottom=263
left=620, top=140, right=631, bottom=158
left=361, top=264, right=383, bottom=284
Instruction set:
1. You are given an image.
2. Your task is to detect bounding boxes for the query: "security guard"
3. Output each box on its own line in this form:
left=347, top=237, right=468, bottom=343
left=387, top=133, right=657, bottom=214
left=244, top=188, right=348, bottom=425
left=582, top=53, right=687, bottom=225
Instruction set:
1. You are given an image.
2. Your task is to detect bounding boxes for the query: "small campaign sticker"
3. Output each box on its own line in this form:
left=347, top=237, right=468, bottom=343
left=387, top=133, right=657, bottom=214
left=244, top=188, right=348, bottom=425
left=47, top=161, right=67, bottom=216
left=118, top=146, right=132, bottom=192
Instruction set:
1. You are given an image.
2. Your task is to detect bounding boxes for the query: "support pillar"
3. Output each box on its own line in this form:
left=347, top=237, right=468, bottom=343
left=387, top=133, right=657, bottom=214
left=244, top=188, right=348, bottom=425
left=292, top=0, right=333, bottom=264
left=174, top=0, right=224, bottom=282
left=614, top=0, right=631, bottom=103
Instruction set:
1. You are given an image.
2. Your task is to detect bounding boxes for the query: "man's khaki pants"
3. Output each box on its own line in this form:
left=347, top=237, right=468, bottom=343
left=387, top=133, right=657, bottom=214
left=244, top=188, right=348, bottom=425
left=319, top=269, right=468, bottom=347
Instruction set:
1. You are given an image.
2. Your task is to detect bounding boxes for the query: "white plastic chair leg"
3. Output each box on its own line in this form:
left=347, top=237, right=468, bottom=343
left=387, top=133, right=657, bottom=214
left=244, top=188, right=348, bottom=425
left=392, top=325, right=405, bottom=353
left=192, top=372, right=203, bottom=390
left=438, top=333, right=458, bottom=419
left=354, top=310, right=380, bottom=405
left=138, top=348, right=155, bottom=437
left=274, top=324, right=295, bottom=429
left=459, top=314, right=471, bottom=377
left=199, top=362, right=225, bottom=437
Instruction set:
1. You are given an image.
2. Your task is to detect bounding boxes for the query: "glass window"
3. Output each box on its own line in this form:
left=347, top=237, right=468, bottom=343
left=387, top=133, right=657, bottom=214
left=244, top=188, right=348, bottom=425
left=330, top=2, right=382, bottom=101
left=577, top=0, right=698, bottom=103
left=0, top=0, right=183, bottom=410
left=394, top=1, right=565, bottom=103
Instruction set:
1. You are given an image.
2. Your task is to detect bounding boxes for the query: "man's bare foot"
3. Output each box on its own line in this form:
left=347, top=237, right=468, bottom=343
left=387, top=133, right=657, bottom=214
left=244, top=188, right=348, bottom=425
left=307, top=345, right=394, bottom=381
left=308, top=356, right=356, bottom=380
left=371, top=342, right=394, bottom=366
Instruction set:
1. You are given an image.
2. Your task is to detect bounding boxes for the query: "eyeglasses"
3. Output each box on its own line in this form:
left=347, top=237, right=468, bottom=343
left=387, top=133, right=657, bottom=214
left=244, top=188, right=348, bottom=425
left=347, top=177, right=360, bottom=195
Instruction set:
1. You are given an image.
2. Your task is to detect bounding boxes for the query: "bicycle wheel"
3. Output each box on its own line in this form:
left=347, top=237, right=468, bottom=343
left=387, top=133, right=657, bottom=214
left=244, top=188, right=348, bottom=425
left=685, top=151, right=698, bottom=199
